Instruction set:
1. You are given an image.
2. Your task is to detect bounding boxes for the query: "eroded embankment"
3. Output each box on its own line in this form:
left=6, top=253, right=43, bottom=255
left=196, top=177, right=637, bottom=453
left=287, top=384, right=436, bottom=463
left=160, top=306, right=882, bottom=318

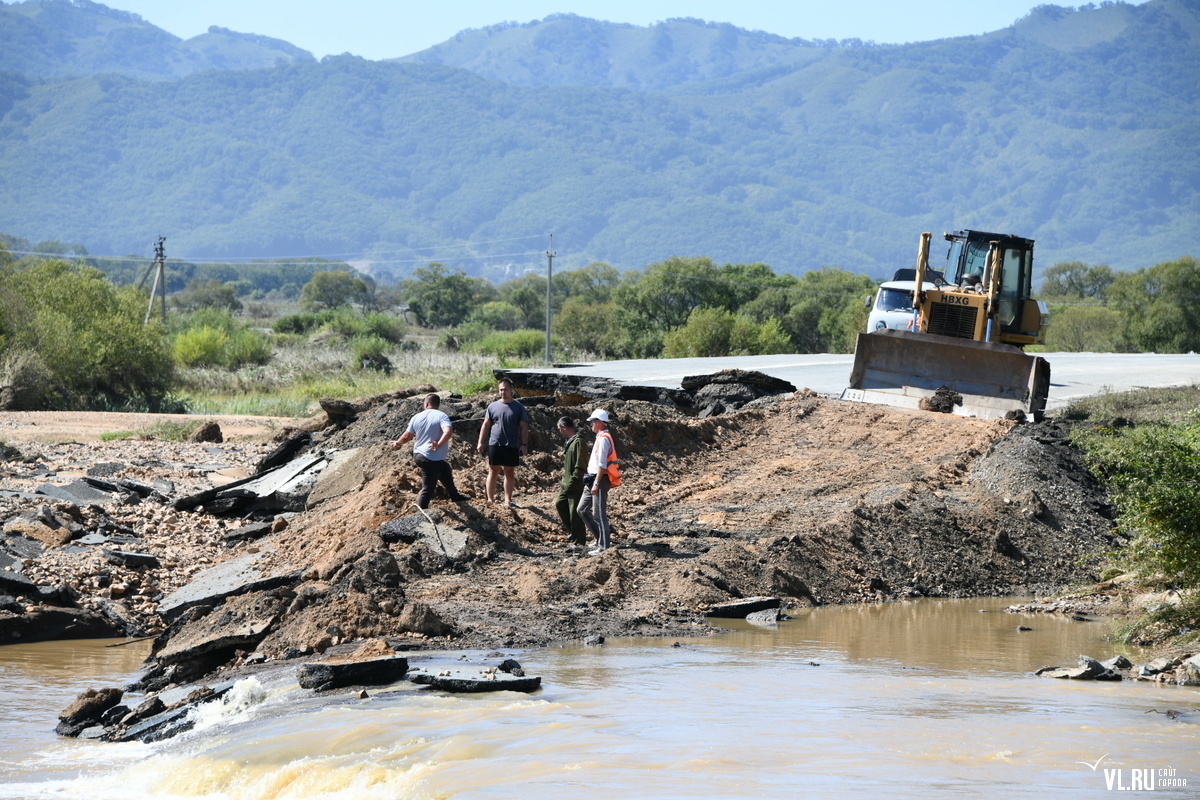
left=128, top=391, right=1118, bottom=691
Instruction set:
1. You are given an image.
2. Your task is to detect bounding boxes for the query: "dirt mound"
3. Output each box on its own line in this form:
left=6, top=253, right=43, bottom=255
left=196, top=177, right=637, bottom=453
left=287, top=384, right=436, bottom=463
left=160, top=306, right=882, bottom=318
left=5, top=388, right=1118, bottom=687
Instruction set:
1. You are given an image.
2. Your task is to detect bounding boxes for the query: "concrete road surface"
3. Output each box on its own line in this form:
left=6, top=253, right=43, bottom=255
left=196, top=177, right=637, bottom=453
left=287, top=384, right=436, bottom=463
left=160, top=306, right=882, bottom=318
left=508, top=352, right=1200, bottom=412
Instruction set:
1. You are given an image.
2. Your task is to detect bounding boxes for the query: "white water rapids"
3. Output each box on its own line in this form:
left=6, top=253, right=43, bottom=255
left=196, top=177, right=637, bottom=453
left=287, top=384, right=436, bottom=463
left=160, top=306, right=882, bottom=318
left=2, top=598, right=1197, bottom=799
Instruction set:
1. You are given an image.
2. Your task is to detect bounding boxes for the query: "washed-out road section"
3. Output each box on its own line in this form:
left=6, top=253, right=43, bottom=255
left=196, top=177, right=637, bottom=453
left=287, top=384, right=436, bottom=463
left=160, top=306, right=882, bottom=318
left=508, top=352, right=1200, bottom=411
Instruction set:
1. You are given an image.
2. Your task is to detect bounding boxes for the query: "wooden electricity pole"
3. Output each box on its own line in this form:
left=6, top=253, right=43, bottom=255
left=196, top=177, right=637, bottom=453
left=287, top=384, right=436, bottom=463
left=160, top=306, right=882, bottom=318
left=141, top=237, right=167, bottom=324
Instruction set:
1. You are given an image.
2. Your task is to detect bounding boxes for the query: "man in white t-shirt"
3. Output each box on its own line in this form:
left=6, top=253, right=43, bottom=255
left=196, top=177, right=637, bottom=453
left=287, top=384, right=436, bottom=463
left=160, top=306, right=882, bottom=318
left=577, top=408, right=616, bottom=554
left=392, top=393, right=469, bottom=508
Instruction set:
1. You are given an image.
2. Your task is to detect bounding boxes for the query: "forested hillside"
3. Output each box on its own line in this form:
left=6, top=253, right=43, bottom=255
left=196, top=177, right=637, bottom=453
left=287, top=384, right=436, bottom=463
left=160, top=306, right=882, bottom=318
left=0, top=0, right=1196, bottom=279
left=400, top=14, right=834, bottom=90
left=0, top=0, right=313, bottom=80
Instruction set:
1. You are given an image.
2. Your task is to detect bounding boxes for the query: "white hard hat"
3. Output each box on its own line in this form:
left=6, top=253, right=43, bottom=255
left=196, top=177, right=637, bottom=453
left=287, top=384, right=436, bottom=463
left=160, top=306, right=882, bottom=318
left=587, top=409, right=610, bottom=423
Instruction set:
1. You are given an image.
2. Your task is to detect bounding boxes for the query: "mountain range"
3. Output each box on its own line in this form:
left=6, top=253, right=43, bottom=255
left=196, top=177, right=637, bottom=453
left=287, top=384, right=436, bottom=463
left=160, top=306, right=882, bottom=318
left=0, top=0, right=1196, bottom=282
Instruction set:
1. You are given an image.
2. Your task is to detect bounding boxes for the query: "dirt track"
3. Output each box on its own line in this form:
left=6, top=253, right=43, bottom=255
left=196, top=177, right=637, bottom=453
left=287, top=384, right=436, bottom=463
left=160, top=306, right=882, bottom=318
left=0, top=411, right=292, bottom=443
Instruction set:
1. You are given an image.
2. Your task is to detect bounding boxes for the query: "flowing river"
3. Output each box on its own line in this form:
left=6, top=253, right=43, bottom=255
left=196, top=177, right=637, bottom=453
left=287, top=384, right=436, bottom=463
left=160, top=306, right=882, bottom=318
left=2, top=598, right=1197, bottom=799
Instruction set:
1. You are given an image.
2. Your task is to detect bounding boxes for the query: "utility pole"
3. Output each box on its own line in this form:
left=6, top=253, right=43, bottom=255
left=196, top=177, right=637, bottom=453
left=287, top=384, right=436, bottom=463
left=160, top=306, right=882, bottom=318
left=143, top=237, right=167, bottom=324
left=544, top=234, right=555, bottom=364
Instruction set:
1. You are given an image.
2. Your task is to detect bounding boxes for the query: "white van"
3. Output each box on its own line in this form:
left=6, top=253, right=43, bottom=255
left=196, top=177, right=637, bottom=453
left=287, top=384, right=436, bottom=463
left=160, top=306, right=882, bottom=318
left=866, top=269, right=944, bottom=333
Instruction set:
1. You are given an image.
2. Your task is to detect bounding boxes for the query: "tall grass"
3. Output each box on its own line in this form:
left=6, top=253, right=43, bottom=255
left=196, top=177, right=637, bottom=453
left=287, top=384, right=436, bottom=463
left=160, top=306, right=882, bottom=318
left=177, top=340, right=521, bottom=416
left=1063, top=384, right=1200, bottom=425
left=100, top=419, right=200, bottom=441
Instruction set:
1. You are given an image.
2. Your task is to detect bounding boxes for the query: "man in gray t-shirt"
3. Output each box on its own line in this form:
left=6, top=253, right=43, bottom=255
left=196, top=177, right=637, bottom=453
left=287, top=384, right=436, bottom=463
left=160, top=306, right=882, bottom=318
left=475, top=377, right=529, bottom=507
left=392, top=393, right=469, bottom=508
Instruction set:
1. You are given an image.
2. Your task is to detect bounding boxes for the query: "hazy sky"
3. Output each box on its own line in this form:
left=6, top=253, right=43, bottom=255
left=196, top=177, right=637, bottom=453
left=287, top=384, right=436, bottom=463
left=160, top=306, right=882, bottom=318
left=100, top=1, right=1146, bottom=61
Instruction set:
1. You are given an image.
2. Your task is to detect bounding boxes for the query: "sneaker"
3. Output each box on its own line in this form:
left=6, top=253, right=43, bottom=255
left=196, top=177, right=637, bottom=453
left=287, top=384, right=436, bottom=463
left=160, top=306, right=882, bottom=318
left=448, top=494, right=471, bottom=502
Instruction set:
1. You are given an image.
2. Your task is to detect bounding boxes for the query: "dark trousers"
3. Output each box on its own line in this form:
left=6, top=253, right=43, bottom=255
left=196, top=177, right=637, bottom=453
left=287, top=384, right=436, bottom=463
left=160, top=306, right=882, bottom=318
left=415, top=454, right=460, bottom=508
left=555, top=485, right=586, bottom=544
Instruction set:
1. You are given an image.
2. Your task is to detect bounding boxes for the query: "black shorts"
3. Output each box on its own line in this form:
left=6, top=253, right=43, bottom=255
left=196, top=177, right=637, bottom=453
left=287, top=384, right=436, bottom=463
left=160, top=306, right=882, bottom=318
left=488, top=445, right=521, bottom=467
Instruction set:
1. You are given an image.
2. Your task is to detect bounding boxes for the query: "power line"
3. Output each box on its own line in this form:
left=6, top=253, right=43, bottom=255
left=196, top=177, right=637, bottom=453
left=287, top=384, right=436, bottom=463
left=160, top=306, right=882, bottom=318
left=366, top=249, right=548, bottom=267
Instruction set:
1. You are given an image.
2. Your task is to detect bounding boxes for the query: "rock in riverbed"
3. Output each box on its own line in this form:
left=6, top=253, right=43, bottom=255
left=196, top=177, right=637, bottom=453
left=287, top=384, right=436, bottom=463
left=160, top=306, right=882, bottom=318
left=1037, top=654, right=1123, bottom=681
left=297, top=655, right=410, bottom=692
left=407, top=665, right=541, bottom=693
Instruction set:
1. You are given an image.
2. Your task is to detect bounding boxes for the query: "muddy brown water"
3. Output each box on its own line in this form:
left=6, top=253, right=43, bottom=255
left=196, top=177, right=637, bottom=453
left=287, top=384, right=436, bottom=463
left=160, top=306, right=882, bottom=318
left=2, top=598, right=1198, bottom=799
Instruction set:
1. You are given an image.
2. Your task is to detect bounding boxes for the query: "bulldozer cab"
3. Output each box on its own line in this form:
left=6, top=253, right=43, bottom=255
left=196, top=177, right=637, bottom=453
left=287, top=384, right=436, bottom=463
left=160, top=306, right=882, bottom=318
left=942, top=230, right=1034, bottom=334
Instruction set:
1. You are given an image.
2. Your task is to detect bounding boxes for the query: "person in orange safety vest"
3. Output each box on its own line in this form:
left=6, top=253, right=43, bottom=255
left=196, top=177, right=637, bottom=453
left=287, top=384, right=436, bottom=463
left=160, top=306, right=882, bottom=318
left=577, top=408, right=620, bottom=555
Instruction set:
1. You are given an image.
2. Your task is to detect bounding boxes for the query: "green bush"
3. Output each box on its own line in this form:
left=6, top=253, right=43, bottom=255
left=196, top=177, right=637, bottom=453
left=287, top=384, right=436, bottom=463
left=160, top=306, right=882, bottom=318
left=555, top=300, right=621, bottom=357
left=0, top=259, right=174, bottom=410
left=440, top=321, right=492, bottom=350
left=360, top=312, right=406, bottom=343
left=167, top=307, right=232, bottom=335
left=272, top=311, right=324, bottom=335
left=268, top=331, right=307, bottom=348
left=323, top=310, right=405, bottom=343
left=468, top=328, right=550, bottom=359
left=1076, top=417, right=1200, bottom=587
left=174, top=326, right=229, bottom=367
left=172, top=278, right=242, bottom=312
left=300, top=270, right=368, bottom=311
left=457, top=370, right=500, bottom=397
left=1043, top=304, right=1124, bottom=352
left=225, top=328, right=273, bottom=368
left=172, top=309, right=271, bottom=369
left=349, top=334, right=393, bottom=372
left=0, top=348, right=59, bottom=409
left=1107, top=256, right=1200, bottom=353
left=663, top=307, right=792, bottom=357
left=741, top=268, right=874, bottom=354
left=470, top=301, right=525, bottom=331
left=271, top=309, right=405, bottom=343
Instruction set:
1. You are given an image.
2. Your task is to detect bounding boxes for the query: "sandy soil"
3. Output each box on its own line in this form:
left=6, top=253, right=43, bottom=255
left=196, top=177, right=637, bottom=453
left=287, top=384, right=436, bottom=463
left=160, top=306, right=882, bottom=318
left=0, top=411, right=297, bottom=443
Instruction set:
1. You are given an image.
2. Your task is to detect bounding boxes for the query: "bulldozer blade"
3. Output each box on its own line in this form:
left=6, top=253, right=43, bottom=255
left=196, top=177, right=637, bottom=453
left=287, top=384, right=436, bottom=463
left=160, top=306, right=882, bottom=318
left=841, top=330, right=1050, bottom=420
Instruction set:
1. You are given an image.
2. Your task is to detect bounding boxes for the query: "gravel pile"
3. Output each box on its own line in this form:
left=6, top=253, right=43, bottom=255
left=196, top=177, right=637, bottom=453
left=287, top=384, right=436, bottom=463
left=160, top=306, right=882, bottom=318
left=1, top=438, right=277, bottom=637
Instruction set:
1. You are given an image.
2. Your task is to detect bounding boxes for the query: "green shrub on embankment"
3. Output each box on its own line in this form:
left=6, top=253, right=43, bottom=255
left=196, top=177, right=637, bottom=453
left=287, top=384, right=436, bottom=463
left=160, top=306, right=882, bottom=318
left=1068, top=385, right=1200, bottom=647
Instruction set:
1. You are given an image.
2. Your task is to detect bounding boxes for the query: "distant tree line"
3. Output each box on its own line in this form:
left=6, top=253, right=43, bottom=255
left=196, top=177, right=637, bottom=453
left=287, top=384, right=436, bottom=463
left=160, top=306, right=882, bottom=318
left=1038, top=256, right=1200, bottom=353
left=0, top=234, right=355, bottom=303
left=401, top=257, right=875, bottom=359
left=2, top=229, right=1197, bottom=410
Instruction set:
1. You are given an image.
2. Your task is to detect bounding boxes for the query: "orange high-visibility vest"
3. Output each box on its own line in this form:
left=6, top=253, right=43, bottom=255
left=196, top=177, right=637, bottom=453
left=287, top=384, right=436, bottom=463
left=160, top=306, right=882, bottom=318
left=597, top=430, right=621, bottom=487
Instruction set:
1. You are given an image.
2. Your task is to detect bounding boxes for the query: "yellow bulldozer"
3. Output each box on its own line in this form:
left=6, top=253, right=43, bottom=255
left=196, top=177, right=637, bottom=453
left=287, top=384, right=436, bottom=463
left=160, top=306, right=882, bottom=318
left=843, top=229, right=1051, bottom=420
